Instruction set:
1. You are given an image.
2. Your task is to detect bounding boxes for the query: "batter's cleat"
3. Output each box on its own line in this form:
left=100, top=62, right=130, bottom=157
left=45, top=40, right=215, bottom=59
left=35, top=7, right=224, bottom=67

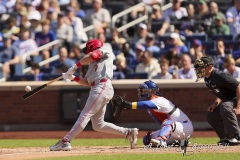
left=126, top=128, right=139, bottom=149
left=49, top=140, right=72, bottom=151
left=150, top=139, right=167, bottom=147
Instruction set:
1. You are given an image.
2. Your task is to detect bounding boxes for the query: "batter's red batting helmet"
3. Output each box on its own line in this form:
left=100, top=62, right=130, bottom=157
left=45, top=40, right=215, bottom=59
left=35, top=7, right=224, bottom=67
left=84, top=39, right=103, bottom=54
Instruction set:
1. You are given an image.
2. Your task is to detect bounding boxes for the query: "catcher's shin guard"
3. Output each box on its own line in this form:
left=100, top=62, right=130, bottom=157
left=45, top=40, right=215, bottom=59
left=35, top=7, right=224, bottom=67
left=158, top=119, right=175, bottom=140
left=150, top=139, right=167, bottom=147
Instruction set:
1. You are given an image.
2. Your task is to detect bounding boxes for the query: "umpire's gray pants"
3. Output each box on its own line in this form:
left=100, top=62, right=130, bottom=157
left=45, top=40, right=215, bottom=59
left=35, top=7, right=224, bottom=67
left=206, top=98, right=240, bottom=139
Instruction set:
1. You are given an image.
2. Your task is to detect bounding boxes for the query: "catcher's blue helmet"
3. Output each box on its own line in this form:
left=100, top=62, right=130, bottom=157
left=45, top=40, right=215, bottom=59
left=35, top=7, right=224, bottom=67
left=138, top=80, right=162, bottom=101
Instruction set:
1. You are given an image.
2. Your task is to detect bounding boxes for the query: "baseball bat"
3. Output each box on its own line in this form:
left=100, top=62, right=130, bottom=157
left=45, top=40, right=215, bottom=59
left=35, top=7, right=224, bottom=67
left=22, top=75, right=63, bottom=100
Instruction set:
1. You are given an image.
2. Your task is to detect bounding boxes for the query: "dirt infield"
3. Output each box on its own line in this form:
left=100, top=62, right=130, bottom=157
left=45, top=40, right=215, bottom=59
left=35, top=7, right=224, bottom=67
left=0, top=131, right=238, bottom=160
left=1, top=145, right=240, bottom=160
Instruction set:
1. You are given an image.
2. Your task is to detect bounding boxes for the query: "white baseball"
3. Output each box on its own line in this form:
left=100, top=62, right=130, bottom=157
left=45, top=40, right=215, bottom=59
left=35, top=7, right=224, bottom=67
left=25, top=86, right=32, bottom=92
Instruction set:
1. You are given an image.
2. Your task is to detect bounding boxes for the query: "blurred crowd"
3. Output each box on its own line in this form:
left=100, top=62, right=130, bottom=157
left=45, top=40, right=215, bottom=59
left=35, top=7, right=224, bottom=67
left=0, top=0, right=240, bottom=81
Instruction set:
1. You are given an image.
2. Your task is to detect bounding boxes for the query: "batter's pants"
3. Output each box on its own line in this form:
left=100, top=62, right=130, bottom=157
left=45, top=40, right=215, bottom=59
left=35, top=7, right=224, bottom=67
left=63, top=80, right=128, bottom=142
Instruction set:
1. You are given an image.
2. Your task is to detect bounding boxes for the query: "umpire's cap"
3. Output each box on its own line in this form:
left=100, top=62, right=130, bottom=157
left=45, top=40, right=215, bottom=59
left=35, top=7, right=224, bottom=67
left=194, top=57, right=214, bottom=68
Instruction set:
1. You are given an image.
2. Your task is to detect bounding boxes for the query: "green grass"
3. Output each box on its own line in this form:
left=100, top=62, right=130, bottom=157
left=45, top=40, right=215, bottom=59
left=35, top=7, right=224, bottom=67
left=36, top=153, right=240, bottom=160
left=1, top=138, right=239, bottom=160
left=0, top=137, right=220, bottom=148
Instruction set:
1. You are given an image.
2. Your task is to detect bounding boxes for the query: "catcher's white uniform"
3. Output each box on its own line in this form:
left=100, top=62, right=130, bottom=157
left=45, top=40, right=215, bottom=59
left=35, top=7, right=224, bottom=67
left=135, top=96, right=193, bottom=144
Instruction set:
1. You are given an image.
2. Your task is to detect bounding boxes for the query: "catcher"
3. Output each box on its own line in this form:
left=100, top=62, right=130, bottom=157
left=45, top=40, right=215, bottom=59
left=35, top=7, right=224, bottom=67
left=111, top=80, right=193, bottom=147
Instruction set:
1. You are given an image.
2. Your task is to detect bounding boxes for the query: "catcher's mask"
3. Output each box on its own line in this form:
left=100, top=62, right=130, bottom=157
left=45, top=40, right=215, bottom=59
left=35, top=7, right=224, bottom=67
left=138, top=80, right=162, bottom=101
left=83, top=39, right=103, bottom=54
left=194, top=57, right=214, bottom=82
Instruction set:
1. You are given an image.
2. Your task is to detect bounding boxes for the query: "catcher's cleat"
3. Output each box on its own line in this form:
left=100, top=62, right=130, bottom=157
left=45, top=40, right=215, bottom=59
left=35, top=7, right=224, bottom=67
left=49, top=140, right=72, bottom=151
left=126, top=128, right=139, bottom=149
left=150, top=139, right=167, bottom=147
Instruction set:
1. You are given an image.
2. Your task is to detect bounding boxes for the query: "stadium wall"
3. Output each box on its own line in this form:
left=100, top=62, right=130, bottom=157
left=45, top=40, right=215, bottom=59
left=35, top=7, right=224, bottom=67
left=0, top=80, right=216, bottom=131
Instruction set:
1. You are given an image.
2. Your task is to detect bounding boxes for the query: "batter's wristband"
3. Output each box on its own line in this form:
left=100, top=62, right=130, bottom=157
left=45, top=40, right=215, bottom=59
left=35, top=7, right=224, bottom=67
left=76, top=62, right=82, bottom=67
left=74, top=77, right=80, bottom=82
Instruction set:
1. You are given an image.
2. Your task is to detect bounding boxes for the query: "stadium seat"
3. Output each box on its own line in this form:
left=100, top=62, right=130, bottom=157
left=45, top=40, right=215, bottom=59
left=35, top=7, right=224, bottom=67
left=232, top=51, right=240, bottom=60
left=210, top=35, right=234, bottom=41
left=81, top=17, right=92, bottom=28
left=224, top=49, right=232, bottom=54
left=218, top=6, right=230, bottom=14
left=113, top=71, right=125, bottom=79
left=33, top=55, right=42, bottom=63
left=158, top=34, right=171, bottom=43
left=207, top=49, right=232, bottom=56
left=13, top=75, right=35, bottom=81
left=81, top=3, right=92, bottom=11
left=224, top=41, right=239, bottom=50
left=125, top=72, right=148, bottom=79
left=128, top=65, right=136, bottom=71
left=126, top=57, right=133, bottom=65
left=185, top=34, right=207, bottom=42
left=40, top=67, right=53, bottom=74
left=206, top=49, right=216, bottom=56
left=202, top=41, right=215, bottom=54
left=14, top=63, right=24, bottom=75
left=152, top=51, right=160, bottom=59
left=105, top=2, right=128, bottom=16
left=41, top=74, right=62, bottom=81
left=151, top=20, right=164, bottom=34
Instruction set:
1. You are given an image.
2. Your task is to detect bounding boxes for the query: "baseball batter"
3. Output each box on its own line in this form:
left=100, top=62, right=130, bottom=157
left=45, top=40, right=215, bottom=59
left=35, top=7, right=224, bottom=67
left=112, top=80, right=193, bottom=147
left=50, top=39, right=138, bottom=151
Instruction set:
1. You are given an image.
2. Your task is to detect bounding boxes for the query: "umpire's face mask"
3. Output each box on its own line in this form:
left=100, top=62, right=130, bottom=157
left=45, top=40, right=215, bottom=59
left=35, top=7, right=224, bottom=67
left=195, top=67, right=206, bottom=82
left=194, top=58, right=206, bottom=82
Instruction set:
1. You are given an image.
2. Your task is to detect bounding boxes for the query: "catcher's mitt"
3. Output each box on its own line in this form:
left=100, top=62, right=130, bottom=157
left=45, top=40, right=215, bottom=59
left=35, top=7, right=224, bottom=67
left=110, top=94, right=125, bottom=120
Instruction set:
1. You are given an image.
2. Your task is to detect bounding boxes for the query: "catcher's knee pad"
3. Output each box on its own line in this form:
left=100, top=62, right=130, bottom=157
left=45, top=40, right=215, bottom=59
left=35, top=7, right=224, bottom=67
left=158, top=119, right=176, bottom=140
left=143, top=131, right=152, bottom=145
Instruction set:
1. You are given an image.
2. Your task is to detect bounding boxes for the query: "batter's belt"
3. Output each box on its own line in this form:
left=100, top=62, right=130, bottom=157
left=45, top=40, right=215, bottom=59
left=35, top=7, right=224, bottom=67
left=91, top=78, right=108, bottom=86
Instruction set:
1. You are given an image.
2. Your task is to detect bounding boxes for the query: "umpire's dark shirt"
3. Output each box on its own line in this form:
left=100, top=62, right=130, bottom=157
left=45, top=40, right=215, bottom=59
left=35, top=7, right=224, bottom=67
left=204, top=69, right=239, bottom=102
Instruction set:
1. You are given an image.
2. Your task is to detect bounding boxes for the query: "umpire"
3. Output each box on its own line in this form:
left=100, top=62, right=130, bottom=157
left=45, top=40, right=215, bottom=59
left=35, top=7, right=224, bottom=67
left=194, top=56, right=240, bottom=145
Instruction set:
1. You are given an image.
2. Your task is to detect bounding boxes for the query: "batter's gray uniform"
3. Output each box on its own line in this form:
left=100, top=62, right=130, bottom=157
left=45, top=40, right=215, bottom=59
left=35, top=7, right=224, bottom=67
left=63, top=46, right=129, bottom=142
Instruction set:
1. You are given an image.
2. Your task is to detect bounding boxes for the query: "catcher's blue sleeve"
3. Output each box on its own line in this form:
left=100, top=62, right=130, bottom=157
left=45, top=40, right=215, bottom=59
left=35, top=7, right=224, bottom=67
left=131, top=101, right=158, bottom=109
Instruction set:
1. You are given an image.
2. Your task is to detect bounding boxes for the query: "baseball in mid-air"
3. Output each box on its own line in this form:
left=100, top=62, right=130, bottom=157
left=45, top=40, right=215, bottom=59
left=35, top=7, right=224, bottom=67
left=25, top=86, right=32, bottom=92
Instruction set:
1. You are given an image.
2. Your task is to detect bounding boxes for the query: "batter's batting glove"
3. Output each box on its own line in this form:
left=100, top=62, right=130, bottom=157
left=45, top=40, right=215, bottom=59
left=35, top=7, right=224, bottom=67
left=110, top=94, right=131, bottom=120
left=66, top=64, right=78, bottom=75
left=62, top=73, right=75, bottom=81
